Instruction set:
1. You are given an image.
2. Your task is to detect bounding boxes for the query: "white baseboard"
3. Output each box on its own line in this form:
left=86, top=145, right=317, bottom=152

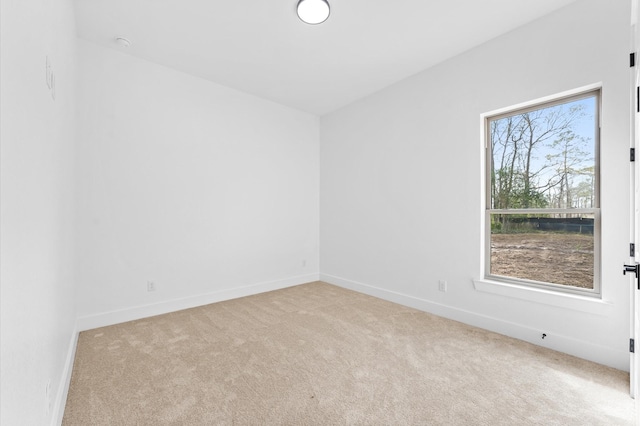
left=52, top=325, right=79, bottom=426
left=320, top=273, right=627, bottom=371
left=76, top=274, right=320, bottom=331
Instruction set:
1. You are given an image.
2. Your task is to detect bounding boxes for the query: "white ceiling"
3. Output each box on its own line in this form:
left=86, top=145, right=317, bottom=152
left=73, top=0, right=578, bottom=115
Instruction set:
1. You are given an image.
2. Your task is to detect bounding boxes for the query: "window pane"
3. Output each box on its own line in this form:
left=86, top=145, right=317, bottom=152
left=490, top=96, right=597, bottom=210
left=489, top=213, right=594, bottom=289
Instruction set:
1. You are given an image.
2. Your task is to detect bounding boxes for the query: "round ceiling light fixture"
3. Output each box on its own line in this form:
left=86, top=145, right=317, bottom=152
left=297, top=0, right=330, bottom=25
left=115, top=37, right=131, bottom=48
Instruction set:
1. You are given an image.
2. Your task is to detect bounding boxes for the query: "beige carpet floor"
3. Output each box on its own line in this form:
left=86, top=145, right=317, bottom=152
left=63, top=282, right=635, bottom=425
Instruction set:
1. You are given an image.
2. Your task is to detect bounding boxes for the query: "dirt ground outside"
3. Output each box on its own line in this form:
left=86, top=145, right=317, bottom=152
left=490, top=232, right=594, bottom=289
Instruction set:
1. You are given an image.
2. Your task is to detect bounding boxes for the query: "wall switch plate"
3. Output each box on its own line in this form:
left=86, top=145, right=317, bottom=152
left=438, top=280, right=447, bottom=292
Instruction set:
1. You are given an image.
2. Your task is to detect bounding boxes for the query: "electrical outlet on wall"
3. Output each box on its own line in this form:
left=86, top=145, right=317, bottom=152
left=147, top=281, right=156, bottom=292
left=438, top=280, right=448, bottom=292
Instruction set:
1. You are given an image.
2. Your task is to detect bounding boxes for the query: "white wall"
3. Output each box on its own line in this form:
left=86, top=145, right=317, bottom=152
left=0, top=0, right=78, bottom=424
left=320, top=0, right=632, bottom=370
left=75, top=40, right=320, bottom=328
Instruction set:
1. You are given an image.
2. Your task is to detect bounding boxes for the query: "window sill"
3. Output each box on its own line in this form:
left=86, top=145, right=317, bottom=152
left=472, top=278, right=614, bottom=316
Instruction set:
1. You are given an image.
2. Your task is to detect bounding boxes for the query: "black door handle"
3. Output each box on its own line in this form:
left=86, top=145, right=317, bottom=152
left=623, top=263, right=640, bottom=289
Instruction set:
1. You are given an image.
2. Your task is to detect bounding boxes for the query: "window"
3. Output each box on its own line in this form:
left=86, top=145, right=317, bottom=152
left=485, top=90, right=600, bottom=296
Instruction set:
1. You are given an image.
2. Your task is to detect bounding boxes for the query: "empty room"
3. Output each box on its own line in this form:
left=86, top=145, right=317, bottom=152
left=2, top=0, right=640, bottom=424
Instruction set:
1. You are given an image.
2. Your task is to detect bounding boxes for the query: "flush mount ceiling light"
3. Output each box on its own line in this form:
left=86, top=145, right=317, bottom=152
left=297, top=0, right=330, bottom=25
left=115, top=37, right=131, bottom=48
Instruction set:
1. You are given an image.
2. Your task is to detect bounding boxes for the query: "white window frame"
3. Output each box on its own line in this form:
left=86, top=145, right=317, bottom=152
left=483, top=88, right=601, bottom=298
